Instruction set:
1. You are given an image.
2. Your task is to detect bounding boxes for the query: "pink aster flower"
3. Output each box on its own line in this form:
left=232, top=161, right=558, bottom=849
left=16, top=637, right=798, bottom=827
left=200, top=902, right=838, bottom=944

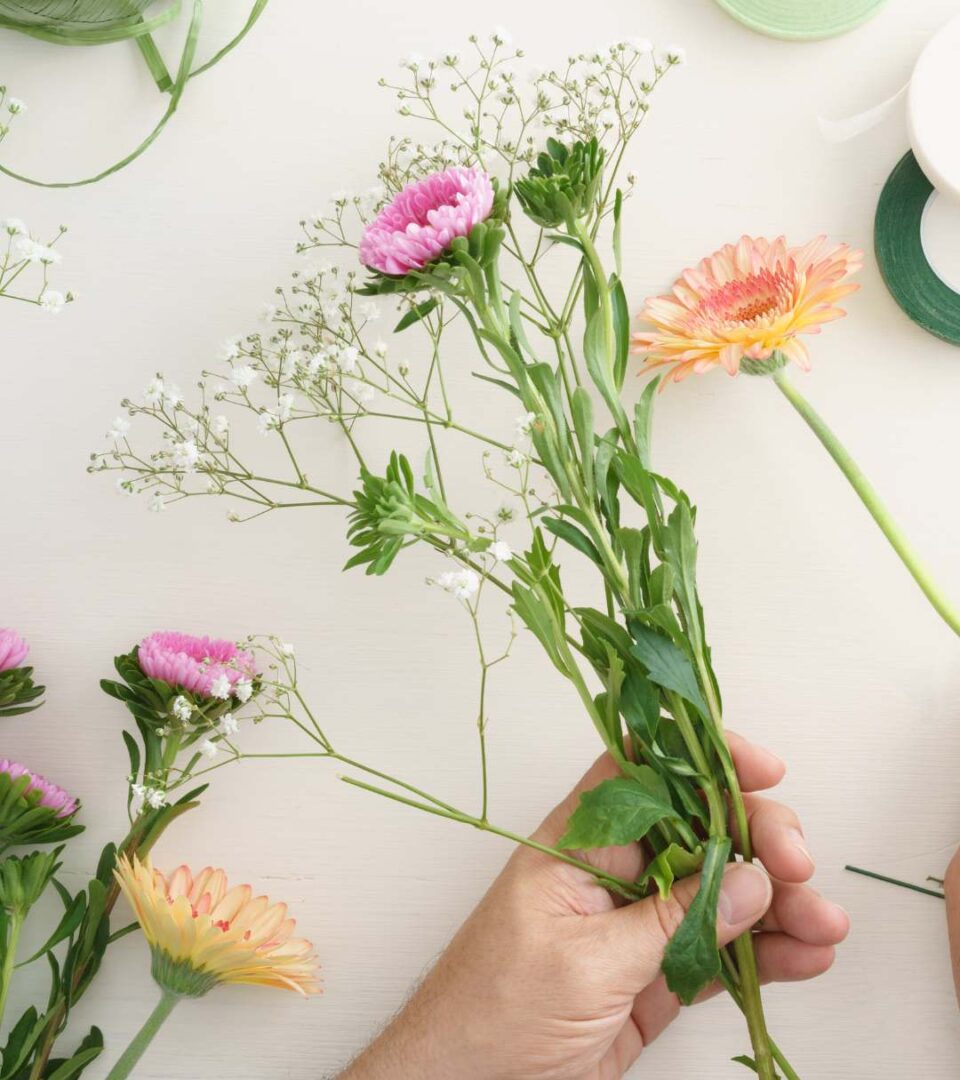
left=0, top=759, right=78, bottom=818
left=359, top=165, right=495, bottom=275
left=633, top=235, right=863, bottom=384
left=138, top=632, right=257, bottom=699
left=0, top=629, right=29, bottom=673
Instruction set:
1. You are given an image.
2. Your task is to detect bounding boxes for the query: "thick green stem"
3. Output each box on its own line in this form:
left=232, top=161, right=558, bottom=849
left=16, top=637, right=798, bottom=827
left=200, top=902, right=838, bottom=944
left=0, top=909, right=24, bottom=1029
left=105, top=991, right=179, bottom=1080
left=722, top=967, right=801, bottom=1080
left=773, top=368, right=960, bottom=637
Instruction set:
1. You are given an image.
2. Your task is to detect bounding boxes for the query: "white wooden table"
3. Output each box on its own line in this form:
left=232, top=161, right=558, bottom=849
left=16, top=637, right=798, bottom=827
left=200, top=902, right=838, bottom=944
left=3, top=1, right=960, bottom=1076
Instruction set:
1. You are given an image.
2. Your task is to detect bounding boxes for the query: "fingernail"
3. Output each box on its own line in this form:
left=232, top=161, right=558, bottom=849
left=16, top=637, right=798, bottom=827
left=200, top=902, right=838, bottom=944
left=787, top=827, right=815, bottom=870
left=717, top=864, right=771, bottom=925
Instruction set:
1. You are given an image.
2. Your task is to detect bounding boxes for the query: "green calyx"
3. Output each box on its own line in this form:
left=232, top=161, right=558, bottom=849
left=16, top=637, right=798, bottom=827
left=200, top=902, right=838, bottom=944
left=0, top=665, right=45, bottom=718
left=346, top=451, right=487, bottom=575
left=739, top=351, right=789, bottom=378
left=150, top=950, right=219, bottom=998
left=0, top=773, right=82, bottom=849
left=514, top=137, right=606, bottom=229
left=0, top=848, right=62, bottom=914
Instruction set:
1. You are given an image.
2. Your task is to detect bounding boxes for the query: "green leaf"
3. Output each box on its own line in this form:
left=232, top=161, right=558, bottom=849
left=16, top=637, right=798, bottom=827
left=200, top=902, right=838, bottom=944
left=662, top=499, right=703, bottom=651
left=511, top=584, right=570, bottom=677
left=559, top=777, right=677, bottom=850
left=610, top=276, right=630, bottom=390
left=733, top=1056, right=760, bottom=1074
left=634, top=376, right=660, bottom=468
left=16, top=893, right=86, bottom=967
left=542, top=517, right=603, bottom=568
left=662, top=837, right=732, bottom=1005
left=570, top=388, right=595, bottom=496
left=620, top=666, right=661, bottom=744
left=471, top=371, right=522, bottom=399
left=394, top=297, right=438, bottom=332
left=629, top=623, right=707, bottom=716
left=642, top=843, right=704, bottom=901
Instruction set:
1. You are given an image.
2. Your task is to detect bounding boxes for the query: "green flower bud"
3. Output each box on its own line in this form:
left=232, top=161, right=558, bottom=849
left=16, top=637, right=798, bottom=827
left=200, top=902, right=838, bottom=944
left=514, top=137, right=606, bottom=229
left=0, top=848, right=62, bottom=914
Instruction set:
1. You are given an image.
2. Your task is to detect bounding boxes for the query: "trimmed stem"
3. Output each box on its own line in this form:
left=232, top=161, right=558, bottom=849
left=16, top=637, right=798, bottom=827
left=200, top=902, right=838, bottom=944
left=105, top=991, right=179, bottom=1080
left=773, top=368, right=960, bottom=637
left=0, top=909, right=24, bottom=1028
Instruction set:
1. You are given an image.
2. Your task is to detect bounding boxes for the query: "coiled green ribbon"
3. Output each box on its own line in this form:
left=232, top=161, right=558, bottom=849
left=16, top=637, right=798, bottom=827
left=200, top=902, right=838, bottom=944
left=713, top=0, right=887, bottom=40
left=0, top=0, right=269, bottom=187
left=875, top=151, right=960, bottom=346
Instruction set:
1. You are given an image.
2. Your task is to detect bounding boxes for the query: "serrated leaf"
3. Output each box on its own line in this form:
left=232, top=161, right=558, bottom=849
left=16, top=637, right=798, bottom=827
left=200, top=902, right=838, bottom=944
left=642, top=843, right=704, bottom=901
left=629, top=623, right=707, bottom=716
left=559, top=777, right=677, bottom=850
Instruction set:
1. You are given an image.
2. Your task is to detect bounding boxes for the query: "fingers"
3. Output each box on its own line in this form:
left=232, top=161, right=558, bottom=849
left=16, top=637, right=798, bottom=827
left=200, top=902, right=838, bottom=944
left=726, top=731, right=786, bottom=794
left=599, top=862, right=773, bottom=992
left=753, top=933, right=837, bottom=982
left=740, top=795, right=815, bottom=884
left=943, top=849, right=960, bottom=1004
left=758, top=881, right=849, bottom=946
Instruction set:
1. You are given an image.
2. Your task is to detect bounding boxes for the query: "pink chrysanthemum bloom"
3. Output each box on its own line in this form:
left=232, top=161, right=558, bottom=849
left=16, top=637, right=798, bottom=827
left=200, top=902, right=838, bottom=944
left=359, top=165, right=495, bottom=275
left=0, top=759, right=78, bottom=818
left=0, top=629, right=29, bottom=673
left=138, top=632, right=257, bottom=698
left=632, top=235, right=863, bottom=384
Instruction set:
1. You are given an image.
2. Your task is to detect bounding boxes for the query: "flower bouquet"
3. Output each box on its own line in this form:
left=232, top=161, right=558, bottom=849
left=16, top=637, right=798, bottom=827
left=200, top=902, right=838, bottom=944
left=0, top=628, right=318, bottom=1078
left=91, top=32, right=842, bottom=1076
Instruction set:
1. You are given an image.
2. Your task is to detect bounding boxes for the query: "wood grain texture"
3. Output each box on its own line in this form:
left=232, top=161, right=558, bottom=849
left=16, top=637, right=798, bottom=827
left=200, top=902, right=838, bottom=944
left=2, top=0, right=960, bottom=1076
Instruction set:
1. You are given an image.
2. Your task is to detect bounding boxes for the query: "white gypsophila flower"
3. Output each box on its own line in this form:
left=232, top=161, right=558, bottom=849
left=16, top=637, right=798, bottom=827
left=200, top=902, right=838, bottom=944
left=496, top=504, right=515, bottom=523
left=219, top=712, right=239, bottom=736
left=131, top=783, right=146, bottom=801
left=506, top=447, right=528, bottom=468
left=515, top=412, right=537, bottom=438
left=171, top=696, right=193, bottom=722
left=374, top=339, right=388, bottom=358
left=437, top=568, right=480, bottom=601
left=358, top=300, right=380, bottom=321
left=345, top=378, right=375, bottom=405
left=277, top=392, right=296, bottom=421
left=234, top=679, right=253, bottom=704
left=145, top=787, right=167, bottom=809
left=212, top=414, right=230, bottom=436
left=37, top=245, right=61, bottom=266
left=260, top=302, right=279, bottom=323
left=491, top=26, right=512, bottom=46
left=1, top=217, right=27, bottom=236
left=664, top=44, right=686, bottom=64
left=489, top=540, right=513, bottom=562
left=257, top=410, right=278, bottom=435
left=144, top=377, right=165, bottom=406
left=306, top=352, right=326, bottom=376
left=200, top=739, right=218, bottom=759
left=397, top=360, right=410, bottom=377
left=115, top=477, right=133, bottom=496
left=11, top=235, right=43, bottom=263
left=148, top=492, right=167, bottom=513
left=171, top=439, right=200, bottom=471
left=209, top=674, right=232, bottom=700
left=6, top=97, right=25, bottom=115
left=163, top=383, right=182, bottom=407
left=337, top=346, right=359, bottom=374
left=108, top=417, right=131, bottom=443
left=39, top=288, right=65, bottom=313
left=230, top=364, right=258, bottom=391
left=401, top=52, right=425, bottom=70
left=220, top=336, right=242, bottom=361
left=631, top=37, right=654, bottom=54
left=279, top=642, right=295, bottom=657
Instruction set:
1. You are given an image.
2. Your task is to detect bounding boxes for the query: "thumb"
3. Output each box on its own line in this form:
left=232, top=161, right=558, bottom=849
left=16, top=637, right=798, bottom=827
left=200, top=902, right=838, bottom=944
left=596, top=862, right=773, bottom=992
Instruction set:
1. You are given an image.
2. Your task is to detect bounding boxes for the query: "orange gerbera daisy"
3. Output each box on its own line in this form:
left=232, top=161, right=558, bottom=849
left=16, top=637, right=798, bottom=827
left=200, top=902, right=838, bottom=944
left=632, top=235, right=863, bottom=384
left=114, top=854, right=320, bottom=998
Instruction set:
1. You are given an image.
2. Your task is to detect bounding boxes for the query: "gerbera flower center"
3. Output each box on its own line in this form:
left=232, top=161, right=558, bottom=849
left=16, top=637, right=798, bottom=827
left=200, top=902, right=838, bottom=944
left=701, top=268, right=791, bottom=327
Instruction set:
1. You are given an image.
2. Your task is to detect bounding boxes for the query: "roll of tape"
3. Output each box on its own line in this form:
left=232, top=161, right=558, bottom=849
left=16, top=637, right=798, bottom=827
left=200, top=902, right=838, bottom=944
left=875, top=152, right=960, bottom=346
left=713, top=0, right=887, bottom=40
left=908, top=13, right=960, bottom=201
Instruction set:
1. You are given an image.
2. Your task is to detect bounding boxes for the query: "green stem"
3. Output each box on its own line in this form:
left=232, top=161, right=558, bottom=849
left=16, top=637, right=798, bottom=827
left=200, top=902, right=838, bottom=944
left=773, top=368, right=960, bottom=637
left=721, top=969, right=801, bottom=1080
left=0, top=909, right=24, bottom=1029
left=105, top=991, right=179, bottom=1080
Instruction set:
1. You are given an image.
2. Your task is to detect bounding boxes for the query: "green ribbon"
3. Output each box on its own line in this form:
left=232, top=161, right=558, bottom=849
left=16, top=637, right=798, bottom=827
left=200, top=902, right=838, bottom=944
left=0, top=0, right=269, bottom=187
left=875, top=150, right=960, bottom=346
left=713, top=0, right=887, bottom=40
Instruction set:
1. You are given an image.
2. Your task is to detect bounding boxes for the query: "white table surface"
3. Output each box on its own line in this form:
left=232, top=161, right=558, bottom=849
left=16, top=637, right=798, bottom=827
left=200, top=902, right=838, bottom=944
left=3, top=1, right=960, bottom=1076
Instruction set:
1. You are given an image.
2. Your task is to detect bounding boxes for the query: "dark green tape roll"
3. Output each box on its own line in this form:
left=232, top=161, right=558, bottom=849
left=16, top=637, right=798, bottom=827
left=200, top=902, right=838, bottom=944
left=875, top=151, right=960, bottom=346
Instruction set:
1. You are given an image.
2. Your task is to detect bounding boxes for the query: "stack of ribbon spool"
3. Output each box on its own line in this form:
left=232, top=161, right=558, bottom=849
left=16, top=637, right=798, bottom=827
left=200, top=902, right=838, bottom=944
left=713, top=0, right=960, bottom=346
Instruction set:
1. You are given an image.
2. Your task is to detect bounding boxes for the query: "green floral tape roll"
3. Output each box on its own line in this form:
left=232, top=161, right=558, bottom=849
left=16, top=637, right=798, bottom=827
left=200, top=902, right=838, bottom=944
left=713, top=0, right=887, bottom=39
left=875, top=151, right=960, bottom=346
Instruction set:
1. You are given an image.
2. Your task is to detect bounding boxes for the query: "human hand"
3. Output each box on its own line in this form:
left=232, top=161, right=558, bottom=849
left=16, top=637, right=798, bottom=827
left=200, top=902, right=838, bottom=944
left=340, top=735, right=849, bottom=1080
left=944, top=849, right=960, bottom=1003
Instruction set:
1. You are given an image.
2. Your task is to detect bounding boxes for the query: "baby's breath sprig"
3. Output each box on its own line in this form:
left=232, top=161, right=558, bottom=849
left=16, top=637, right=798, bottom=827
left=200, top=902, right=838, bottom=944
left=0, top=88, right=73, bottom=312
